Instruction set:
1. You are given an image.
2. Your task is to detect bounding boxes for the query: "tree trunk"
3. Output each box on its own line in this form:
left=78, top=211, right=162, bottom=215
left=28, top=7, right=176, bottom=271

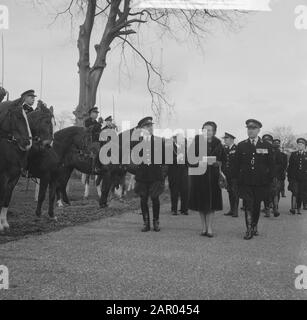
left=74, top=45, right=110, bottom=127
left=73, top=0, right=125, bottom=126
left=73, top=0, right=97, bottom=126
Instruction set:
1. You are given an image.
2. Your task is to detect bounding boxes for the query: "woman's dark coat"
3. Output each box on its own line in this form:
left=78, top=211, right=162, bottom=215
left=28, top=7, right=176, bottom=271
left=188, top=135, right=223, bottom=212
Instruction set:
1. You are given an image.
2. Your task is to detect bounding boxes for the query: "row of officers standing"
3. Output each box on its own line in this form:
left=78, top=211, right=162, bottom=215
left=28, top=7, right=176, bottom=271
left=134, top=117, right=307, bottom=240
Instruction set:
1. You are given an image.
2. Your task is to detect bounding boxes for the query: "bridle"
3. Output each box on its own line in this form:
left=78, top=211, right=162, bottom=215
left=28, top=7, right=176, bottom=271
left=0, top=108, right=32, bottom=151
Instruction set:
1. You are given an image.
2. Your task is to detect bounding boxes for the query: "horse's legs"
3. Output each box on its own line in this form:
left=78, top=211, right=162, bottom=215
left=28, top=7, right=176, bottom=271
left=1, top=173, right=20, bottom=230
left=35, top=177, right=49, bottom=217
left=34, top=179, right=40, bottom=202
left=120, top=174, right=127, bottom=198
left=56, top=186, right=64, bottom=207
left=0, top=174, right=7, bottom=232
left=83, top=174, right=91, bottom=200
left=48, top=178, right=57, bottom=220
left=60, top=167, right=73, bottom=205
left=99, top=171, right=112, bottom=208
left=95, top=175, right=102, bottom=198
left=0, top=207, right=7, bottom=232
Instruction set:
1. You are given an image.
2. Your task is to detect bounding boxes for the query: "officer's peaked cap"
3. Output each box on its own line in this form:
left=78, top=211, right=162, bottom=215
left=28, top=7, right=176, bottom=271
left=138, top=116, right=154, bottom=128
left=222, top=132, right=236, bottom=140
left=246, top=119, right=262, bottom=129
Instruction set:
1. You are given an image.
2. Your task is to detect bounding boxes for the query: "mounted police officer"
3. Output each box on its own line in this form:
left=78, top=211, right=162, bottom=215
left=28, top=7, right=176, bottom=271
left=134, top=117, right=166, bottom=232
left=84, top=107, right=102, bottom=173
left=287, top=138, right=307, bottom=215
left=222, top=132, right=239, bottom=218
left=101, top=116, right=117, bottom=131
left=234, top=119, right=275, bottom=240
left=168, top=132, right=189, bottom=216
left=84, top=107, right=102, bottom=142
left=21, top=90, right=37, bottom=114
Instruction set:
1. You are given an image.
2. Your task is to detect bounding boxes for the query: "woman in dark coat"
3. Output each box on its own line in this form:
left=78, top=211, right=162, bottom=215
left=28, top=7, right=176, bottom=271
left=188, top=122, right=224, bottom=237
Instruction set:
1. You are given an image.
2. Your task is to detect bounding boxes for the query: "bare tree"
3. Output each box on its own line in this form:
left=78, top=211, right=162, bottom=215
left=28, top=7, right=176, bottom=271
left=269, top=126, right=296, bottom=151
left=38, top=0, right=243, bottom=125
left=54, top=110, right=75, bottom=131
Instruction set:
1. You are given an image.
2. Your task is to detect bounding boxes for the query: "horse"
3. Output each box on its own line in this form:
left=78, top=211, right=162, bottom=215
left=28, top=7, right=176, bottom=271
left=54, top=141, right=118, bottom=208
left=27, top=102, right=54, bottom=148
left=0, top=98, right=33, bottom=232
left=55, top=127, right=142, bottom=209
left=28, top=126, right=92, bottom=219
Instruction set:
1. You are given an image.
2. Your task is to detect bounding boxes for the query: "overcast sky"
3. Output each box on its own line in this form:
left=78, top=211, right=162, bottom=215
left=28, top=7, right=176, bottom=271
left=1, top=0, right=306, bottom=140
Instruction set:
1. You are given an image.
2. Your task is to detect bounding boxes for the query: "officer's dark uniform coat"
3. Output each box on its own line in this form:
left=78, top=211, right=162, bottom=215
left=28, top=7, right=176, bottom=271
left=233, top=138, right=275, bottom=233
left=222, top=143, right=239, bottom=215
left=134, top=135, right=167, bottom=198
left=271, top=148, right=288, bottom=195
left=84, top=117, right=102, bottom=142
left=287, top=150, right=307, bottom=201
left=234, top=139, right=274, bottom=188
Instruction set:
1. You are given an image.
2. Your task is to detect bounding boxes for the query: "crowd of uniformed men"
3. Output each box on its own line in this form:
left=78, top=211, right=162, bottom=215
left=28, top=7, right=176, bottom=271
left=83, top=105, right=307, bottom=240
left=10, top=89, right=307, bottom=241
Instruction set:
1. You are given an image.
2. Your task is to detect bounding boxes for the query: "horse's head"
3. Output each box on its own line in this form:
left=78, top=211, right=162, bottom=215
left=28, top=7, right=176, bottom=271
left=0, top=98, right=32, bottom=151
left=27, top=101, right=54, bottom=148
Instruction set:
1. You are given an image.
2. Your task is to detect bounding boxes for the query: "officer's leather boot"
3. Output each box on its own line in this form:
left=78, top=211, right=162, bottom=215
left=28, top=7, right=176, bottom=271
left=141, top=199, right=150, bottom=232
left=264, top=207, right=271, bottom=218
left=152, top=198, right=160, bottom=232
left=297, top=198, right=302, bottom=215
left=142, top=213, right=150, bottom=232
left=232, top=198, right=239, bottom=218
left=252, top=224, right=259, bottom=236
left=290, top=195, right=297, bottom=215
left=244, top=210, right=253, bottom=240
left=273, top=196, right=280, bottom=217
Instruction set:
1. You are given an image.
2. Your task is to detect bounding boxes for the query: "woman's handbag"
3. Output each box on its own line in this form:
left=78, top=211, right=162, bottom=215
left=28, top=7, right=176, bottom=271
left=218, top=170, right=228, bottom=190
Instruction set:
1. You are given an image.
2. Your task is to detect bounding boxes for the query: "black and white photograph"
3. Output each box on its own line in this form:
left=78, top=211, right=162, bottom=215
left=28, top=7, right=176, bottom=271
left=0, top=0, right=307, bottom=305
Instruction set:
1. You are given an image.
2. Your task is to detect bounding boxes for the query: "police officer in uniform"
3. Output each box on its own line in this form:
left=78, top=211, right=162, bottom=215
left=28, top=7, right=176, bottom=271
left=262, top=134, right=275, bottom=217
left=84, top=107, right=102, bottom=142
left=102, top=116, right=117, bottom=131
left=84, top=107, right=102, bottom=173
left=168, top=133, right=189, bottom=216
left=268, top=138, right=288, bottom=217
left=279, top=143, right=288, bottom=198
left=287, top=138, right=307, bottom=215
left=222, top=132, right=239, bottom=218
left=272, top=139, right=288, bottom=215
left=234, top=119, right=275, bottom=240
left=134, top=117, right=166, bottom=232
left=21, top=90, right=37, bottom=114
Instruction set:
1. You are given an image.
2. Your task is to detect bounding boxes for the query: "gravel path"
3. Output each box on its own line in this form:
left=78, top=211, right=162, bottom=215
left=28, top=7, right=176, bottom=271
left=1, top=191, right=307, bottom=300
